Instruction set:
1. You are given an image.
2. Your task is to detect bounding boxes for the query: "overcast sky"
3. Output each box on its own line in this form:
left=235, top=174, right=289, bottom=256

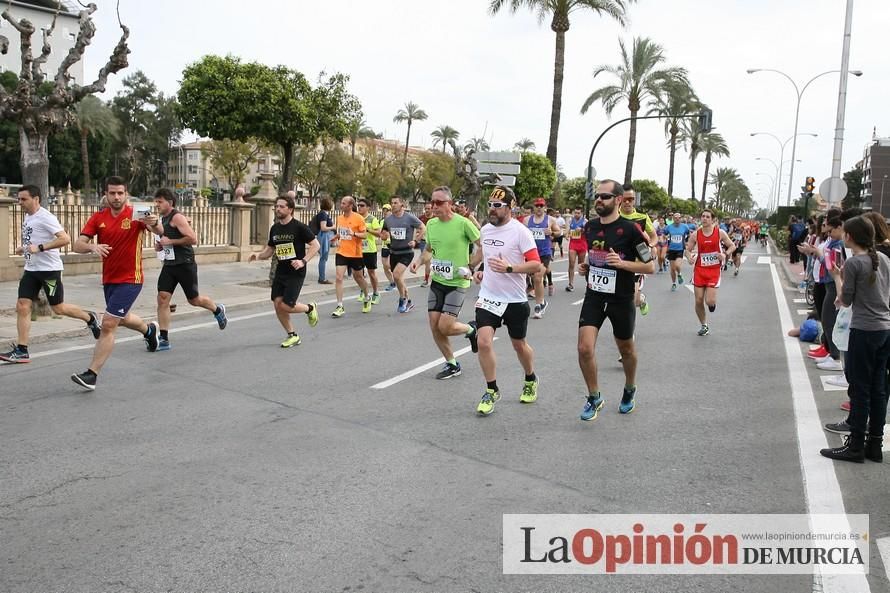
left=83, top=0, right=890, bottom=208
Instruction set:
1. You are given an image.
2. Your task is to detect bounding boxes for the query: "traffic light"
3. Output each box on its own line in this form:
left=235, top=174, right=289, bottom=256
left=805, top=176, right=816, bottom=195
left=698, top=108, right=713, bottom=133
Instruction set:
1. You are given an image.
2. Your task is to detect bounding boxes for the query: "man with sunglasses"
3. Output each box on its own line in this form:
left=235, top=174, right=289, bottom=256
left=472, top=186, right=543, bottom=415
left=578, top=180, right=655, bottom=422
left=412, top=186, right=481, bottom=380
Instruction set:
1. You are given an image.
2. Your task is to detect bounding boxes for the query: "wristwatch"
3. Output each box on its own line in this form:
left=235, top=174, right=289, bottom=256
left=38, top=244, right=45, bottom=252
left=506, top=265, right=513, bottom=273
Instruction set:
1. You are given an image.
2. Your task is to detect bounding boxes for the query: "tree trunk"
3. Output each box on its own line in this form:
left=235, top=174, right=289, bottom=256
left=690, top=155, right=696, bottom=201
left=19, top=128, right=50, bottom=200
left=667, top=127, right=677, bottom=197
left=546, top=30, right=566, bottom=167
left=281, top=141, right=295, bottom=192
left=403, top=121, right=411, bottom=170
left=624, top=109, right=638, bottom=185
left=701, top=152, right=711, bottom=205
left=80, top=128, right=92, bottom=200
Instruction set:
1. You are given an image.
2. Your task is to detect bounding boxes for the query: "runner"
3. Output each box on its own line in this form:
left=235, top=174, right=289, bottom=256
left=685, top=209, right=736, bottom=336
left=728, top=219, right=749, bottom=276
left=330, top=196, right=370, bottom=318
left=577, top=179, right=656, bottom=422
left=664, top=212, right=690, bottom=291
left=565, top=207, right=587, bottom=292
left=379, top=203, right=396, bottom=291
left=381, top=196, right=425, bottom=313
left=248, top=194, right=320, bottom=347
left=455, top=199, right=482, bottom=229
left=151, top=188, right=228, bottom=351
left=357, top=198, right=382, bottom=305
left=411, top=186, right=481, bottom=379
left=70, top=176, right=161, bottom=391
left=655, top=215, right=669, bottom=273
left=1, top=185, right=101, bottom=363
left=552, top=208, right=566, bottom=258
left=619, top=184, right=657, bottom=316
left=525, top=197, right=560, bottom=315
left=471, top=187, right=543, bottom=415
left=416, top=202, right=433, bottom=287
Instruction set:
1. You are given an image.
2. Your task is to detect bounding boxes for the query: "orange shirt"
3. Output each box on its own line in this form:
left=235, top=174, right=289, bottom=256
left=335, top=211, right=367, bottom=258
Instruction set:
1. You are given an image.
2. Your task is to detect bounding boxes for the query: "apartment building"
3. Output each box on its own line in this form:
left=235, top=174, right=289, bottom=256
left=0, top=1, right=84, bottom=84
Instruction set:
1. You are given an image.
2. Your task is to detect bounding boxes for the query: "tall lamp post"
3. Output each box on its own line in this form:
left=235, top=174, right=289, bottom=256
left=751, top=131, right=817, bottom=208
left=747, top=68, right=862, bottom=205
left=755, top=157, right=779, bottom=211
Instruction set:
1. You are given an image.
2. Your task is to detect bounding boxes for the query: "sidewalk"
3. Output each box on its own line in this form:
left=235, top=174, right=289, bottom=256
left=0, top=255, right=426, bottom=346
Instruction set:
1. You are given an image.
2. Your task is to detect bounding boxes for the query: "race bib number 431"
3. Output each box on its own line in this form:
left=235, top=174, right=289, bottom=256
left=588, top=266, right=617, bottom=294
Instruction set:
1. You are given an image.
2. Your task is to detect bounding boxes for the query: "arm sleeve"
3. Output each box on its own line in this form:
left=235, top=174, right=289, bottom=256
left=840, top=259, right=857, bottom=305
left=523, top=248, right=541, bottom=262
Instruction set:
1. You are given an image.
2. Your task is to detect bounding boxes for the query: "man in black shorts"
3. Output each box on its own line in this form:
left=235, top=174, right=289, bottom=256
left=381, top=196, right=425, bottom=313
left=470, top=186, right=544, bottom=415
left=249, top=195, right=320, bottom=347
left=577, top=179, right=655, bottom=422
left=151, top=188, right=228, bottom=351
left=1, top=185, right=101, bottom=363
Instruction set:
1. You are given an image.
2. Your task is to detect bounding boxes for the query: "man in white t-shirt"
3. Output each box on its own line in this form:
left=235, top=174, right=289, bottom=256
left=468, top=186, right=544, bottom=416
left=1, top=185, right=101, bottom=363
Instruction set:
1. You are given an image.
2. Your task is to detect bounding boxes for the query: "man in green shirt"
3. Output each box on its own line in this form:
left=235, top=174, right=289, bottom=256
left=357, top=198, right=383, bottom=304
left=619, top=183, right=657, bottom=316
left=412, top=186, right=481, bottom=379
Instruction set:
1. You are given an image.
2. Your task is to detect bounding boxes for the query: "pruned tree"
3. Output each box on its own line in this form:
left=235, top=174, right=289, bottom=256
left=0, top=1, right=130, bottom=198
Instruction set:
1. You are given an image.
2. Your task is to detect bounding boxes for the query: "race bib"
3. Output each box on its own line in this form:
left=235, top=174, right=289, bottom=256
left=733, top=234, right=743, bottom=243
left=162, top=246, right=176, bottom=261
left=671, top=234, right=684, bottom=245
left=275, top=242, right=297, bottom=260
left=530, top=228, right=546, bottom=241
left=361, top=239, right=371, bottom=251
left=338, top=227, right=352, bottom=240
left=475, top=297, right=508, bottom=316
left=570, top=229, right=582, bottom=239
left=391, top=227, right=406, bottom=240
left=431, top=258, right=453, bottom=280
left=700, top=252, right=720, bottom=267
left=587, top=266, right=617, bottom=294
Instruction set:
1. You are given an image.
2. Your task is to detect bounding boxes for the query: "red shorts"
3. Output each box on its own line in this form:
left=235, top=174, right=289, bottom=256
left=569, top=239, right=587, bottom=255
left=693, top=266, right=721, bottom=288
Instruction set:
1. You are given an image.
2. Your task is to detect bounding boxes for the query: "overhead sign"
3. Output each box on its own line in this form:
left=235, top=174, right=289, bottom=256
left=475, top=151, right=521, bottom=163
left=477, top=162, right=521, bottom=175
left=476, top=151, right=521, bottom=187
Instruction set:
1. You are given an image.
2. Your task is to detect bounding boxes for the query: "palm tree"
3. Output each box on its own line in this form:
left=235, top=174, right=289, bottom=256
left=393, top=101, right=429, bottom=168
left=347, top=117, right=378, bottom=160
left=464, top=136, right=490, bottom=155
left=679, top=116, right=704, bottom=202
left=698, top=132, right=730, bottom=205
left=431, top=125, right=460, bottom=154
left=581, top=37, right=688, bottom=185
left=647, top=79, right=698, bottom=197
left=75, top=95, right=120, bottom=199
left=709, top=166, right=740, bottom=210
left=514, top=138, right=536, bottom=152
left=489, top=0, right=635, bottom=167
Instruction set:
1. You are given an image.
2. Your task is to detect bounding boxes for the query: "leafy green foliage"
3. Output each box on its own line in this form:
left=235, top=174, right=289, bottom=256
left=842, top=165, right=864, bottom=210
left=514, top=152, right=556, bottom=205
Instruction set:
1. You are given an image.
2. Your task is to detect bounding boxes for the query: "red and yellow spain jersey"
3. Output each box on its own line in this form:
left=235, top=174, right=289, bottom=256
left=80, top=204, right=147, bottom=284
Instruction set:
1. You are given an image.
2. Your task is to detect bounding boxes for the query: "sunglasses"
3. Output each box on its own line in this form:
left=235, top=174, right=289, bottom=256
left=489, top=201, right=509, bottom=209
left=594, top=193, right=617, bottom=200
left=535, top=204, right=545, bottom=208
left=357, top=203, right=369, bottom=208
left=431, top=199, right=449, bottom=206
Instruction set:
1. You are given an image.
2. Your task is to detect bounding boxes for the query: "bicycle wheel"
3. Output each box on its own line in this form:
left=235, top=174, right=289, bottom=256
left=805, top=280, right=815, bottom=307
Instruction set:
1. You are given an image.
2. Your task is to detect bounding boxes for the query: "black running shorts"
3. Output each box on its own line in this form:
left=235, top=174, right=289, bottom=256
left=18, top=270, right=64, bottom=306
left=271, top=272, right=305, bottom=307
left=157, top=263, right=200, bottom=300
left=475, top=301, right=530, bottom=340
left=578, top=292, right=636, bottom=340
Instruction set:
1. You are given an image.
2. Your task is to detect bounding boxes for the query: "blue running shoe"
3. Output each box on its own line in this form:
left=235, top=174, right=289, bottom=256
left=397, top=297, right=407, bottom=313
left=385, top=283, right=396, bottom=292
left=156, top=338, right=171, bottom=352
left=580, top=395, right=604, bottom=421
left=214, top=303, right=228, bottom=330
left=619, top=387, right=636, bottom=414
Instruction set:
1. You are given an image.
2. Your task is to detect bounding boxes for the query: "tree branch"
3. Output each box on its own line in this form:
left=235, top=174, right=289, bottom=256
left=31, top=3, right=60, bottom=84
left=1, top=8, right=35, bottom=82
left=53, top=3, right=97, bottom=96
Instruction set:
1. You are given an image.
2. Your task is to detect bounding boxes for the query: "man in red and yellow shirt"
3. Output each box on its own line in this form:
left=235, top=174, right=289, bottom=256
left=70, top=176, right=162, bottom=391
left=329, top=195, right=369, bottom=318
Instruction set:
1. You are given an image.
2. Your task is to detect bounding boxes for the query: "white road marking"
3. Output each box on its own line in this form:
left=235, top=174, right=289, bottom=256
left=768, top=261, right=870, bottom=593
left=572, top=298, right=585, bottom=306
left=741, top=255, right=747, bottom=264
left=878, top=538, right=890, bottom=586
left=793, top=298, right=807, bottom=303
left=797, top=308, right=812, bottom=315
left=370, top=339, right=498, bottom=390
left=757, top=256, right=771, bottom=264
left=767, top=242, right=772, bottom=255
left=819, top=375, right=848, bottom=392
left=685, top=284, right=694, bottom=293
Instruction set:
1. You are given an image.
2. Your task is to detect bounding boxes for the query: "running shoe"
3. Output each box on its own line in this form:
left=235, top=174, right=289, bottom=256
left=71, top=371, right=96, bottom=391
left=565, top=284, right=574, bottom=292
left=156, top=338, right=171, bottom=352
left=356, top=292, right=365, bottom=302
left=639, top=300, right=650, bottom=316
left=671, top=282, right=677, bottom=292
left=580, top=394, right=604, bottom=421
left=280, top=334, right=301, bottom=348
left=817, top=359, right=843, bottom=371
left=306, top=302, right=319, bottom=327
left=362, top=298, right=372, bottom=314
left=405, top=299, right=415, bottom=312
left=420, top=280, right=429, bottom=288
left=385, top=283, right=396, bottom=292
left=678, top=273, right=684, bottom=285
left=0, top=347, right=30, bottom=363
left=466, top=320, right=479, bottom=353
left=214, top=303, right=228, bottom=330
left=435, top=362, right=461, bottom=380
left=733, top=268, right=739, bottom=277
left=539, top=300, right=549, bottom=316
left=520, top=379, right=538, bottom=404
left=824, top=420, right=851, bottom=434
left=619, top=386, right=636, bottom=414
left=331, top=305, right=345, bottom=318
left=87, top=311, right=101, bottom=339
left=477, top=389, right=500, bottom=415
left=532, top=304, right=543, bottom=319
left=697, top=324, right=710, bottom=337
left=397, top=297, right=407, bottom=313
left=371, top=293, right=381, bottom=305
left=826, top=375, right=848, bottom=388
left=144, top=321, right=160, bottom=352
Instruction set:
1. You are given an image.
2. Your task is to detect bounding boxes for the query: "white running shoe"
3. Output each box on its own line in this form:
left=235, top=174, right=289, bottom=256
left=825, top=375, right=849, bottom=388
left=817, top=359, right=843, bottom=371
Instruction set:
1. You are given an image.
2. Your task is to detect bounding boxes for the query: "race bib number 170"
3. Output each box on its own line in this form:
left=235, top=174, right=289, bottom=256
left=588, top=266, right=617, bottom=294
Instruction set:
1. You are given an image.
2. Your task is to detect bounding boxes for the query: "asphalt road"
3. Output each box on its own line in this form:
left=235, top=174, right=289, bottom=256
left=1, top=242, right=887, bottom=593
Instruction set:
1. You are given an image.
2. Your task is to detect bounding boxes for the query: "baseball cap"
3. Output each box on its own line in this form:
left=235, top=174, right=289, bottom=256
left=534, top=198, right=546, bottom=206
left=382, top=203, right=392, bottom=210
left=799, top=319, right=819, bottom=342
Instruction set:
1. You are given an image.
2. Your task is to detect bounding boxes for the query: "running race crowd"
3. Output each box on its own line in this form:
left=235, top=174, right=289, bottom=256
left=4, top=177, right=888, bottom=464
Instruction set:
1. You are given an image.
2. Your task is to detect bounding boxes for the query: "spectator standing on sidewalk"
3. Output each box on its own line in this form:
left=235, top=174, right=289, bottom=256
left=788, top=215, right=806, bottom=265
left=311, top=197, right=335, bottom=284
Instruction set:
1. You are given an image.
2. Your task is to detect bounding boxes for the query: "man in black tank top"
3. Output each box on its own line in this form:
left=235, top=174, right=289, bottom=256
left=152, top=188, right=228, bottom=351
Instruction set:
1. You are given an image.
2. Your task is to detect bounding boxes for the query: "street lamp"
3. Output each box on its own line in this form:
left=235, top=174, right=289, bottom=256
left=755, top=158, right=779, bottom=211
left=747, top=68, right=862, bottom=205
left=751, top=131, right=817, bottom=208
